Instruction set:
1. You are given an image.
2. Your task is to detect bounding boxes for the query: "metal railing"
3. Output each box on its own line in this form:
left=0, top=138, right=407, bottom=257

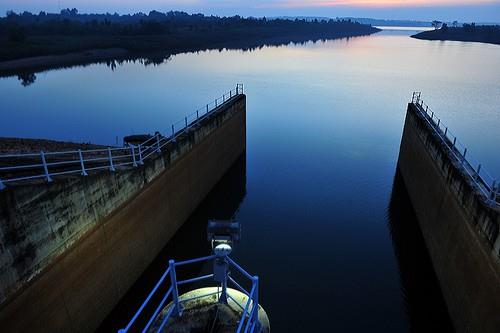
left=118, top=253, right=261, bottom=333
left=0, top=84, right=244, bottom=190
left=411, top=92, right=499, bottom=205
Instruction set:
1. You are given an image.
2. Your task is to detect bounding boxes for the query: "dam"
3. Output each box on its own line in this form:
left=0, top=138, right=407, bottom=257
left=0, top=85, right=246, bottom=332
left=397, top=93, right=500, bottom=332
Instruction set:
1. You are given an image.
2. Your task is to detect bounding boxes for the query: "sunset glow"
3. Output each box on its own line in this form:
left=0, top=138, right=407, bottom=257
left=261, top=0, right=500, bottom=8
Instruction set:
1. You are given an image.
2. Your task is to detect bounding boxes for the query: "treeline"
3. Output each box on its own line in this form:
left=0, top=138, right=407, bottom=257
left=412, top=24, right=500, bottom=46
left=1, top=9, right=375, bottom=42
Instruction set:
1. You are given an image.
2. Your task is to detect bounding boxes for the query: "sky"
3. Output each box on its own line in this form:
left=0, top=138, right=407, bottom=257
left=1, top=0, right=500, bottom=22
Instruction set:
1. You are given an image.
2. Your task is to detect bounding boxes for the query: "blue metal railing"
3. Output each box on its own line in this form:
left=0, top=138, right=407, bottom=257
left=118, top=253, right=261, bottom=333
left=0, top=84, right=244, bottom=190
left=410, top=92, right=499, bottom=205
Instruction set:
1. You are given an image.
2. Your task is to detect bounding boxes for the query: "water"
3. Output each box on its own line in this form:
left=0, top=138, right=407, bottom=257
left=2, top=29, right=500, bottom=332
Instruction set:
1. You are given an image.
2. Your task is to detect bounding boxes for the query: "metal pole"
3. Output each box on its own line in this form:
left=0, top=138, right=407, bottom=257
left=444, top=127, right=448, bottom=137
left=412, top=92, right=415, bottom=103
left=230, top=90, right=232, bottom=98
left=169, top=260, right=182, bottom=317
left=171, top=125, right=175, bottom=138
left=40, top=151, right=52, bottom=182
left=78, top=149, right=88, bottom=176
left=452, top=137, right=457, bottom=148
left=215, top=99, right=218, bottom=107
left=223, top=94, right=225, bottom=103
left=108, top=147, right=115, bottom=171
left=236, top=85, right=238, bottom=94
left=206, top=104, right=209, bottom=114
left=219, top=257, right=228, bottom=304
left=131, top=146, right=137, bottom=167
left=138, top=144, right=144, bottom=165
left=185, top=117, right=188, bottom=129
left=156, top=134, right=161, bottom=153
left=437, top=119, right=440, bottom=127
left=463, top=148, right=467, bottom=159
left=196, top=110, right=199, bottom=120
left=252, top=276, right=259, bottom=327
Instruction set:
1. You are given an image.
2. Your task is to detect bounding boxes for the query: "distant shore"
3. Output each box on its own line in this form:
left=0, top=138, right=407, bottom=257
left=412, top=25, right=500, bottom=45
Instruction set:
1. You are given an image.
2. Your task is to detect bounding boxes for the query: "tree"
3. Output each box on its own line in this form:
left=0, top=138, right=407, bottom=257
left=432, top=20, right=442, bottom=30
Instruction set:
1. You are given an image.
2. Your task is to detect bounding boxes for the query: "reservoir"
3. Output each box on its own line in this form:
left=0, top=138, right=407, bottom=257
left=1, top=28, right=499, bottom=332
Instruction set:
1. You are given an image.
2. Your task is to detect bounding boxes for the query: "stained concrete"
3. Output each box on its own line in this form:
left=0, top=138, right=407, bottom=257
left=398, top=103, right=500, bottom=333
left=0, top=94, right=246, bottom=332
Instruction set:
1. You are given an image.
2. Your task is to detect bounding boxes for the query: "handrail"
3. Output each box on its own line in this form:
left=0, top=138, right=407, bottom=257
left=0, top=84, right=244, bottom=190
left=410, top=92, right=499, bottom=205
left=118, top=252, right=260, bottom=333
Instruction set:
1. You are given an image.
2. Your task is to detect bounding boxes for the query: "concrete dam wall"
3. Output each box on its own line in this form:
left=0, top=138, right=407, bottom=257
left=398, top=101, right=500, bottom=332
left=0, top=94, right=246, bottom=332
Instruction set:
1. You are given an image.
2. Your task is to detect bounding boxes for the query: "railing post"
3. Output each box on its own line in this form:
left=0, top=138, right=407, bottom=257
left=78, top=149, right=88, bottom=176
left=215, top=99, right=218, bottom=107
left=196, top=110, right=199, bottom=120
left=206, top=104, right=209, bottom=114
left=463, top=148, right=467, bottom=159
left=0, top=178, right=5, bottom=190
left=138, top=144, right=144, bottom=165
left=108, top=147, right=115, bottom=172
left=444, top=127, right=448, bottom=137
left=169, top=260, right=182, bottom=317
left=252, top=276, right=259, bottom=328
left=236, top=84, right=239, bottom=95
left=223, top=94, right=225, bottom=103
left=156, top=133, right=161, bottom=153
left=411, top=92, right=415, bottom=103
left=452, top=137, right=457, bottom=148
left=40, top=151, right=53, bottom=182
left=131, top=146, right=138, bottom=167
left=185, top=116, right=188, bottom=129
left=171, top=125, right=175, bottom=139
left=230, top=90, right=232, bottom=98
left=437, top=118, right=440, bottom=127
left=491, top=180, right=497, bottom=201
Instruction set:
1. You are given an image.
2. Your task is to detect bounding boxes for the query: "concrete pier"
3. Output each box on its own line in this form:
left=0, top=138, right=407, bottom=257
left=0, top=94, right=246, bottom=332
left=397, top=102, right=500, bottom=332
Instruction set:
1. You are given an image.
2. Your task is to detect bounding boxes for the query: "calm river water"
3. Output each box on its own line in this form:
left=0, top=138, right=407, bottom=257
left=1, top=28, right=500, bottom=332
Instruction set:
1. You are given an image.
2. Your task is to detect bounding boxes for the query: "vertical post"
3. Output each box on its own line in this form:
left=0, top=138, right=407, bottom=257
left=426, top=106, right=429, bottom=114
left=219, top=257, right=229, bottom=304
left=236, top=84, right=239, bottom=95
left=78, top=150, right=88, bottom=176
left=156, top=133, right=161, bottom=153
left=131, top=146, right=137, bottom=167
left=491, top=180, right=497, bottom=201
left=223, top=94, right=225, bottom=103
left=169, top=260, right=181, bottom=317
left=215, top=99, right=218, bottom=107
left=185, top=116, right=188, bottom=129
left=0, top=178, right=5, bottom=190
left=138, top=144, right=144, bottom=165
left=437, top=118, right=440, bottom=127
left=444, top=127, right=448, bottom=137
left=108, top=147, right=115, bottom=171
left=41, top=151, right=52, bottom=182
left=463, top=148, right=467, bottom=159
left=452, top=137, right=457, bottom=148
left=412, top=92, right=415, bottom=103
left=252, top=276, right=259, bottom=327
left=196, top=110, right=199, bottom=120
left=206, top=104, right=209, bottom=114
left=171, top=125, right=175, bottom=138
left=230, top=90, right=232, bottom=98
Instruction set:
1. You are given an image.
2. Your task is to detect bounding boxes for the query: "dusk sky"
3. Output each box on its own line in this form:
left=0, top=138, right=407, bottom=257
left=2, top=0, right=500, bottom=22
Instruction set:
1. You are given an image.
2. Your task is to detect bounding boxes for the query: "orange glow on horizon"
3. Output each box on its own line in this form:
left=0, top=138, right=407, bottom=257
left=259, top=0, right=500, bottom=9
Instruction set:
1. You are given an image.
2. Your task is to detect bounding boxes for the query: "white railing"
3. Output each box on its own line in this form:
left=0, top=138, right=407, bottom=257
left=411, top=92, right=499, bottom=205
left=0, top=84, right=244, bottom=190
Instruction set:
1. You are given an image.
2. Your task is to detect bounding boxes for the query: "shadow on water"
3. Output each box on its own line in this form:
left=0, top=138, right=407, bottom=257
left=97, top=152, right=247, bottom=332
left=387, top=167, right=454, bottom=333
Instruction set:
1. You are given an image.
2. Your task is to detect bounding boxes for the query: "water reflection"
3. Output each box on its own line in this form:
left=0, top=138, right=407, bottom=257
left=2, top=35, right=368, bottom=87
left=387, top=168, right=454, bottom=332
left=96, top=152, right=247, bottom=332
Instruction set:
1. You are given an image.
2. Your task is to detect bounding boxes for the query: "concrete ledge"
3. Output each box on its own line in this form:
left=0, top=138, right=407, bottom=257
left=398, top=103, right=500, bottom=333
left=0, top=94, right=246, bottom=332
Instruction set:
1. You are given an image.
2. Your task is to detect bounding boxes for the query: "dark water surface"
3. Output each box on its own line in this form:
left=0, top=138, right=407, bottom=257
left=2, top=29, right=500, bottom=332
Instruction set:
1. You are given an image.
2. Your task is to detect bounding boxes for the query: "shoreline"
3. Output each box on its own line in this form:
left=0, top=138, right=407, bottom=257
left=0, top=30, right=380, bottom=76
left=412, top=28, right=500, bottom=46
